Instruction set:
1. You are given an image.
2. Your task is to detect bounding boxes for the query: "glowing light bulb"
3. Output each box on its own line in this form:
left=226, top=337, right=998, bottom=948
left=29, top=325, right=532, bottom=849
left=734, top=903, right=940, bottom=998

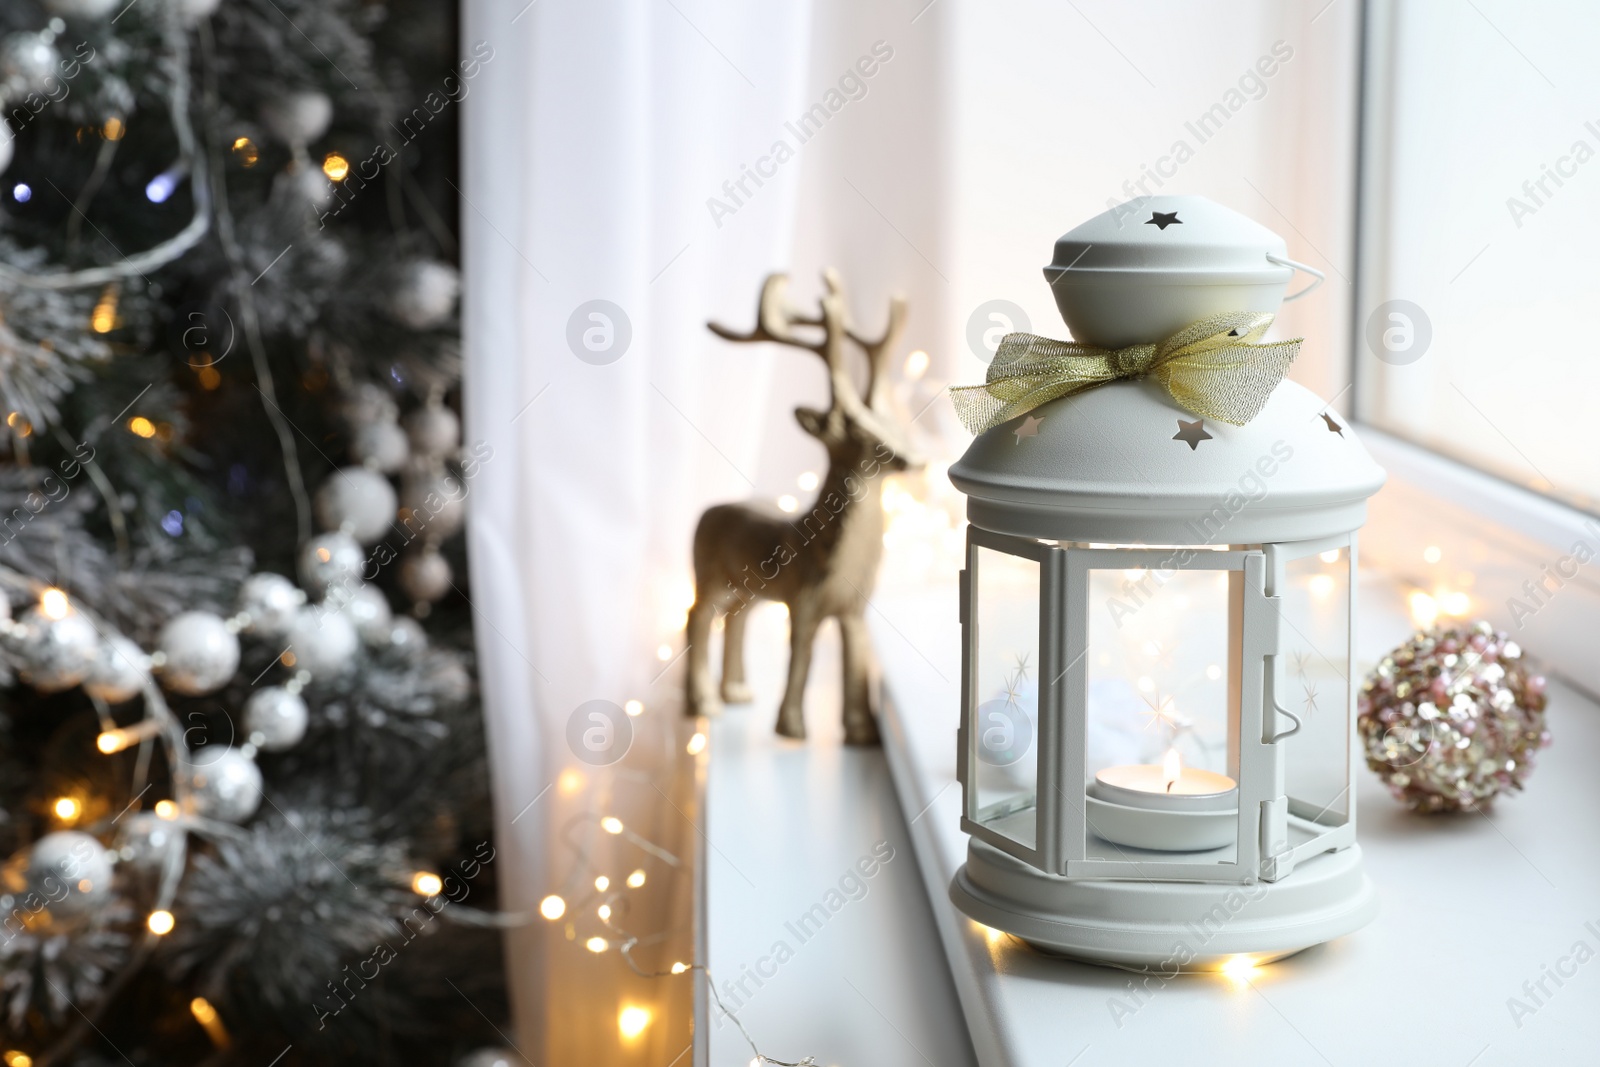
left=626, top=869, right=646, bottom=888
left=53, top=796, right=80, bottom=821
left=1441, top=590, right=1471, bottom=616
left=1320, top=549, right=1341, bottom=564
left=1206, top=664, right=1222, bottom=681
left=128, top=416, right=157, bottom=438
left=586, top=936, right=608, bottom=953
left=557, top=768, right=586, bottom=795
left=777, top=494, right=798, bottom=513
left=411, top=871, right=443, bottom=897
left=797, top=471, right=820, bottom=491
left=4, top=412, right=28, bottom=437
left=624, top=700, right=644, bottom=717
left=144, top=165, right=186, bottom=204
left=670, top=961, right=689, bottom=975
left=655, top=644, right=672, bottom=661
left=1220, top=954, right=1257, bottom=982
left=1136, top=676, right=1154, bottom=693
left=618, top=1004, right=651, bottom=1040
left=154, top=799, right=179, bottom=820
left=231, top=136, right=259, bottom=167
left=539, top=895, right=566, bottom=920
left=102, top=117, right=125, bottom=141
left=904, top=349, right=930, bottom=379
left=321, top=152, right=350, bottom=181
left=686, top=732, right=707, bottom=756
left=1423, top=545, right=1442, bottom=564
left=40, top=588, right=70, bottom=620
left=1309, top=574, right=1335, bottom=598
left=147, top=910, right=175, bottom=935
left=594, top=875, right=610, bottom=892
left=600, top=816, right=624, bottom=835
left=5, top=1051, right=34, bottom=1067
left=190, top=997, right=218, bottom=1024
left=1408, top=590, right=1439, bottom=628
left=597, top=904, right=612, bottom=921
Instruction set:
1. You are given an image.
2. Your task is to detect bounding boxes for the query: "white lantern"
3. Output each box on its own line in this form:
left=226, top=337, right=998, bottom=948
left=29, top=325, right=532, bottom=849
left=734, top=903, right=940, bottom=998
left=947, top=196, right=1384, bottom=970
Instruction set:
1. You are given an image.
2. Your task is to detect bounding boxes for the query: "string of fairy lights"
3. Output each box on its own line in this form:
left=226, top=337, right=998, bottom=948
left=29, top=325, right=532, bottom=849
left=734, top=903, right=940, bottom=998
left=537, top=714, right=817, bottom=1066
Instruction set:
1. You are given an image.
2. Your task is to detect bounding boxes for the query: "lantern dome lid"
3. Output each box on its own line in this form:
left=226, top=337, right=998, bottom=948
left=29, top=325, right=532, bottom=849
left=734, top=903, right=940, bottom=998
left=947, top=377, right=1386, bottom=545
left=1047, top=194, right=1291, bottom=279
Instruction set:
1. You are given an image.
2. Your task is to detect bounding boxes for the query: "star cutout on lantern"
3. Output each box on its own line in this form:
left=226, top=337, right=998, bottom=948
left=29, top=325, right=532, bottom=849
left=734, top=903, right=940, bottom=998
left=1014, top=414, right=1044, bottom=443
left=1173, top=418, right=1212, bottom=450
left=1012, top=651, right=1033, bottom=682
left=1139, top=693, right=1186, bottom=739
left=1302, top=682, right=1320, bottom=717
left=1146, top=211, right=1182, bottom=230
left=1320, top=412, right=1345, bottom=437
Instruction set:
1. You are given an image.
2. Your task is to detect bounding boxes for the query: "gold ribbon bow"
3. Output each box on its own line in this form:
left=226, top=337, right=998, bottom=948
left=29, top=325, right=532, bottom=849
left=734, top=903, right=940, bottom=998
left=948, top=312, right=1301, bottom=435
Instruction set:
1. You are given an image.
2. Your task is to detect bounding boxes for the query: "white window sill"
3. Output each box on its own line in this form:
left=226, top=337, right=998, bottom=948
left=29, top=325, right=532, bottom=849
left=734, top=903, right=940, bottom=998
left=868, top=569, right=1597, bottom=1065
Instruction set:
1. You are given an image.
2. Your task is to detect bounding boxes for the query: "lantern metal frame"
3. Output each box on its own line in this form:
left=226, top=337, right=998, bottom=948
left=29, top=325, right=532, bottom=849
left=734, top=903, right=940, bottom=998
left=958, top=528, right=1360, bottom=887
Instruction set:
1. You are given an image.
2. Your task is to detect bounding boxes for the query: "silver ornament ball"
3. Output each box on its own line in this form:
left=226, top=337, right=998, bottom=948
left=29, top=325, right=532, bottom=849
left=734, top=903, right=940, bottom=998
left=115, top=812, right=181, bottom=875
left=399, top=467, right=466, bottom=541
left=27, top=831, right=114, bottom=917
left=333, top=582, right=393, bottom=646
left=84, top=634, right=149, bottom=704
left=13, top=603, right=99, bottom=693
left=243, top=686, right=309, bottom=751
left=157, top=611, right=241, bottom=696
left=344, top=381, right=399, bottom=428
left=0, top=33, right=60, bottom=99
left=390, top=259, right=460, bottom=330
left=297, top=531, right=365, bottom=598
left=384, top=616, right=428, bottom=654
left=403, top=404, right=460, bottom=460
left=285, top=606, right=360, bottom=677
left=186, top=747, right=262, bottom=823
left=351, top=420, right=409, bottom=473
left=260, top=90, right=332, bottom=147
left=314, top=467, right=397, bottom=545
left=398, top=549, right=452, bottom=604
left=237, top=572, right=306, bottom=639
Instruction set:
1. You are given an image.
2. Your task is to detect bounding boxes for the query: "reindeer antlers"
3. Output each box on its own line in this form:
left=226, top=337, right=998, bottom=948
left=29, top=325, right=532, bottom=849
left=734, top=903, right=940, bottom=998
left=706, top=270, right=905, bottom=411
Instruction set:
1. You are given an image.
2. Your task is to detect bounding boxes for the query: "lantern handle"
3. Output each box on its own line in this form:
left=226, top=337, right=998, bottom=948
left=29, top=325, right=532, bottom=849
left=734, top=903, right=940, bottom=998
left=1266, top=254, right=1325, bottom=301
left=1267, top=699, right=1303, bottom=744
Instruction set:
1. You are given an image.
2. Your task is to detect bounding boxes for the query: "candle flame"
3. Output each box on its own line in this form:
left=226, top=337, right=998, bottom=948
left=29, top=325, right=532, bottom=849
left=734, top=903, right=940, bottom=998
left=1162, top=749, right=1182, bottom=793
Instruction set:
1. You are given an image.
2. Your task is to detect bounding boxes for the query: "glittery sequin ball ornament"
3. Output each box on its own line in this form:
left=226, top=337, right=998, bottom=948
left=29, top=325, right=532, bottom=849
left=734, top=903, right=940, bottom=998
left=1358, top=620, right=1549, bottom=813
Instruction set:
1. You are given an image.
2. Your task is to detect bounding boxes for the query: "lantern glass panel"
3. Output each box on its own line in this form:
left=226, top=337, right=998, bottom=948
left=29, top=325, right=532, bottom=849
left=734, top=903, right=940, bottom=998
left=1082, top=563, right=1238, bottom=866
left=970, top=544, right=1042, bottom=850
left=1278, top=544, right=1353, bottom=829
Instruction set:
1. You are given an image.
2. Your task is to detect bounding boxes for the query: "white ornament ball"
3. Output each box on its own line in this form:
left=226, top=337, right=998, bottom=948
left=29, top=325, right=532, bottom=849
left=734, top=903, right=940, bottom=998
left=403, top=404, right=460, bottom=460
left=237, top=572, right=306, bottom=639
left=45, top=0, right=122, bottom=15
left=13, top=604, right=99, bottom=693
left=334, top=583, right=393, bottom=646
left=187, top=747, right=262, bottom=823
left=344, top=382, right=399, bottom=428
left=457, top=1051, right=519, bottom=1067
left=260, top=90, right=333, bottom=147
left=314, top=467, right=397, bottom=545
left=115, top=812, right=181, bottom=875
left=297, top=531, right=364, bottom=598
left=0, top=33, right=60, bottom=99
left=84, top=634, right=149, bottom=704
left=157, top=611, right=241, bottom=695
left=27, top=831, right=114, bottom=917
left=399, top=467, right=466, bottom=541
left=285, top=606, right=359, bottom=677
left=243, top=686, right=309, bottom=751
left=351, top=420, right=409, bottom=474
left=384, top=616, right=428, bottom=654
left=390, top=259, right=460, bottom=330
left=398, top=550, right=452, bottom=604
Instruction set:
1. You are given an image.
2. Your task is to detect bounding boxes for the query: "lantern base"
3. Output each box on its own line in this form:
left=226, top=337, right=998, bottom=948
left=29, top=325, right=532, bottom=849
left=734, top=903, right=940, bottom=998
left=950, top=837, right=1377, bottom=972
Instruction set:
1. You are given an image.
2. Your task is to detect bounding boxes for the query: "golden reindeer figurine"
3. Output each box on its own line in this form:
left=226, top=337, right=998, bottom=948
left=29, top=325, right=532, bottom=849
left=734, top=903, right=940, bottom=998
left=685, top=270, right=917, bottom=744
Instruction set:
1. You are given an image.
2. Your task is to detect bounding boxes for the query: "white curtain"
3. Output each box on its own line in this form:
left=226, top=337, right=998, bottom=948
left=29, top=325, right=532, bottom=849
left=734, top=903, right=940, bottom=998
left=462, top=0, right=1358, bottom=1044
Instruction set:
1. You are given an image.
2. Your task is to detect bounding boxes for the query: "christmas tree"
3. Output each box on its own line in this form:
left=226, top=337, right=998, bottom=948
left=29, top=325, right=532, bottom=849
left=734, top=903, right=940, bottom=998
left=0, top=1, right=510, bottom=1063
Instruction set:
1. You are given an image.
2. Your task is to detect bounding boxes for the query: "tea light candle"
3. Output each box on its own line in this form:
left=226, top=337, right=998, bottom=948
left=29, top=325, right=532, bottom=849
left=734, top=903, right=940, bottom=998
left=1086, top=749, right=1239, bottom=852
